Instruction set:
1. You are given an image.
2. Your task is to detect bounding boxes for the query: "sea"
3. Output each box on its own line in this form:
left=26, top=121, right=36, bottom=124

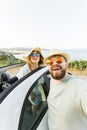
left=42, top=49, right=87, bottom=61
left=14, top=49, right=87, bottom=62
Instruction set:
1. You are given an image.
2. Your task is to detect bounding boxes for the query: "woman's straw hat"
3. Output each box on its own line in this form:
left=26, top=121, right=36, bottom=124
left=14, top=47, right=44, bottom=61
left=25, top=47, right=44, bottom=59
left=44, top=49, right=70, bottom=63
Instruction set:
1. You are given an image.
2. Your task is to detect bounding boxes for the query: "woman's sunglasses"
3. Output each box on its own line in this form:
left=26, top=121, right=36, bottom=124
left=30, top=52, right=40, bottom=57
left=45, top=57, right=64, bottom=65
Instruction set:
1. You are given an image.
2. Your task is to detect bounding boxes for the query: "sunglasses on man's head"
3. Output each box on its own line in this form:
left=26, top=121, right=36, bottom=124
left=30, top=52, right=40, bottom=57
left=45, top=57, right=64, bottom=65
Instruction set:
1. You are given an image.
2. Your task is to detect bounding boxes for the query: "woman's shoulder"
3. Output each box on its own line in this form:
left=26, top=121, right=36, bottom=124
left=16, top=64, right=31, bottom=79
left=21, top=64, right=29, bottom=69
left=18, top=64, right=30, bottom=73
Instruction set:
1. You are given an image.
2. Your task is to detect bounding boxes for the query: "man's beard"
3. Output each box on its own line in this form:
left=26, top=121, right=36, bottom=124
left=51, top=69, right=66, bottom=80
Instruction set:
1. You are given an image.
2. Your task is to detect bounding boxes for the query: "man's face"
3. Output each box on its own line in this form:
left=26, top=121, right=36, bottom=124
left=46, top=56, right=68, bottom=80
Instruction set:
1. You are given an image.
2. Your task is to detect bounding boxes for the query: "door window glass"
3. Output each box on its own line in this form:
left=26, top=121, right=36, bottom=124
left=20, top=75, right=49, bottom=130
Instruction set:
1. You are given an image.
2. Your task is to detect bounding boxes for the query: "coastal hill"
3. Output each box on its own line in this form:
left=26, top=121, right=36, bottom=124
left=0, top=47, right=49, bottom=55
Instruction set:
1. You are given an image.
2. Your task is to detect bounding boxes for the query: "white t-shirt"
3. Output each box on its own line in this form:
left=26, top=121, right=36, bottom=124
left=47, top=74, right=87, bottom=130
left=16, top=64, right=31, bottom=79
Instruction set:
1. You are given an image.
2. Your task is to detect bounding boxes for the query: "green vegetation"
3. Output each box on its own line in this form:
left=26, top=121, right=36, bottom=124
left=0, top=52, right=87, bottom=76
left=68, top=60, right=87, bottom=71
left=0, top=53, right=24, bottom=68
left=0, top=52, right=87, bottom=78
left=0, top=52, right=87, bottom=69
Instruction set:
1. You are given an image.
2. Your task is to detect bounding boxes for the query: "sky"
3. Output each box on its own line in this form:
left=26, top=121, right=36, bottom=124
left=0, top=0, right=87, bottom=50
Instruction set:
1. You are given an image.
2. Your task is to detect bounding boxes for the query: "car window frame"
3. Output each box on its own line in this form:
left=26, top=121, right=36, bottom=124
left=0, top=66, right=46, bottom=104
left=18, top=71, right=50, bottom=130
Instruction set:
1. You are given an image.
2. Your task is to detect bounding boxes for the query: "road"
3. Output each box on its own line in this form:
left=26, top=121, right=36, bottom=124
left=0, top=64, right=24, bottom=78
left=6, top=66, right=22, bottom=78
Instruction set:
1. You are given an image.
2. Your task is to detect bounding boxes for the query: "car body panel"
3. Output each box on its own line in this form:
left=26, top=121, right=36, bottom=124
left=0, top=66, right=49, bottom=130
left=36, top=112, right=48, bottom=130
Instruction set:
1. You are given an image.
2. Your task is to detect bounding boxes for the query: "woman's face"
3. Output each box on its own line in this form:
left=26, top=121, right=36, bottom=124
left=30, top=51, right=40, bottom=64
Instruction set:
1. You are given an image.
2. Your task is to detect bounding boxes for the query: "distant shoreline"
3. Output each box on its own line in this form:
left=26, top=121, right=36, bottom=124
left=0, top=48, right=87, bottom=61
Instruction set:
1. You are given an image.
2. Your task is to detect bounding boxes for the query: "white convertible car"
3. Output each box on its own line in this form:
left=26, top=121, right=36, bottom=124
left=0, top=66, right=50, bottom=130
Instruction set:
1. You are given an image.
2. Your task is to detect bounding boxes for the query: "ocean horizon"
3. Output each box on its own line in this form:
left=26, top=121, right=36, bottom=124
left=42, top=49, right=87, bottom=61
left=14, top=48, right=87, bottom=62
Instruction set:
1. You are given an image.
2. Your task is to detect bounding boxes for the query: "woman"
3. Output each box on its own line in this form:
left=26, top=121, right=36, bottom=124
left=16, top=47, right=44, bottom=79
